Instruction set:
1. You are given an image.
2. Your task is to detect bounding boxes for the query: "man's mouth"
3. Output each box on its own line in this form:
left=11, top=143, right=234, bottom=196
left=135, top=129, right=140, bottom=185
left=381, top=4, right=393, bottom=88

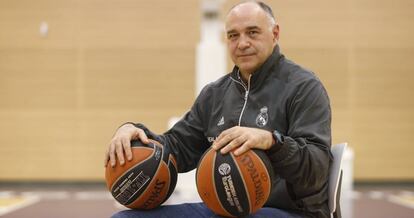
left=237, top=53, right=255, bottom=58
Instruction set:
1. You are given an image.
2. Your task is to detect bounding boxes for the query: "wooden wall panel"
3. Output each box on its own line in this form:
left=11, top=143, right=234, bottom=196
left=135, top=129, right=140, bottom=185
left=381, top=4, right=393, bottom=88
left=352, top=0, right=414, bottom=48
left=0, top=111, right=78, bottom=180
left=351, top=48, right=414, bottom=180
left=77, top=0, right=199, bottom=48
left=0, top=0, right=198, bottom=181
left=352, top=48, right=414, bottom=108
left=349, top=0, right=414, bottom=180
left=0, top=49, right=77, bottom=109
left=82, top=48, right=195, bottom=109
left=0, top=0, right=78, bottom=48
left=352, top=109, right=414, bottom=180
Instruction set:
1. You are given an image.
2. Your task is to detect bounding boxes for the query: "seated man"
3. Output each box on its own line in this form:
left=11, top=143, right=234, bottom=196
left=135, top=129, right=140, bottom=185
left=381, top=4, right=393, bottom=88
left=105, top=1, right=332, bottom=217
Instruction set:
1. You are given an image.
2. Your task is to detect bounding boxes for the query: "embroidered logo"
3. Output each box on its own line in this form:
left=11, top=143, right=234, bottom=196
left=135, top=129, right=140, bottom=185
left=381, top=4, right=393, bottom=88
left=207, top=136, right=218, bottom=143
left=255, top=106, right=269, bottom=127
left=217, top=116, right=225, bottom=126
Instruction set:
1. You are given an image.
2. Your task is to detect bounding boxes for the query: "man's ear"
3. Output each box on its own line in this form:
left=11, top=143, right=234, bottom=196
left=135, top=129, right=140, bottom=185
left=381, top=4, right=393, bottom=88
left=273, top=24, right=280, bottom=42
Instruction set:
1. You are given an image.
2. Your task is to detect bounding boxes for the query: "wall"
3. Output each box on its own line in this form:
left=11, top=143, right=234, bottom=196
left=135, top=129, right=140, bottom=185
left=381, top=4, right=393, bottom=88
left=0, top=0, right=199, bottom=181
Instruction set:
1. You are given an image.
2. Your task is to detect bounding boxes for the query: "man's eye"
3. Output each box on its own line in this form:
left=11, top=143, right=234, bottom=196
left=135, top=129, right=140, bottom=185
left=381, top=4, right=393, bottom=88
left=248, top=31, right=258, bottom=36
left=228, top=34, right=237, bottom=39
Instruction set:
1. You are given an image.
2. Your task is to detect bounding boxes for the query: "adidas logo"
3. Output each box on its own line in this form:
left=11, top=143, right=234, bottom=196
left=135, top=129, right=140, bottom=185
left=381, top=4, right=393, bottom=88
left=217, top=116, right=225, bottom=126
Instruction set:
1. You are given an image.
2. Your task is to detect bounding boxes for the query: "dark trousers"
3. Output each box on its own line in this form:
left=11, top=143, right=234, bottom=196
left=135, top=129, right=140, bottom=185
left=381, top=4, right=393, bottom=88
left=111, top=202, right=305, bottom=218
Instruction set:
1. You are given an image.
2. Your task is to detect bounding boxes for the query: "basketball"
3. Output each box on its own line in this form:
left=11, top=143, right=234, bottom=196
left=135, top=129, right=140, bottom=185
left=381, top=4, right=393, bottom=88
left=196, top=148, right=273, bottom=217
left=105, top=139, right=178, bottom=209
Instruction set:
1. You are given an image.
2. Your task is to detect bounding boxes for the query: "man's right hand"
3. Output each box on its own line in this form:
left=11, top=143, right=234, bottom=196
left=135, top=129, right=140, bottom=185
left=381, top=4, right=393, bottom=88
left=104, top=123, right=150, bottom=168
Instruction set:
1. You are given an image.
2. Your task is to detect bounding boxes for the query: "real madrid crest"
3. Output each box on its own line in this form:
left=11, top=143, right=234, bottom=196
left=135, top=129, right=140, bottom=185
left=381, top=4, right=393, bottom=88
left=255, top=106, right=269, bottom=127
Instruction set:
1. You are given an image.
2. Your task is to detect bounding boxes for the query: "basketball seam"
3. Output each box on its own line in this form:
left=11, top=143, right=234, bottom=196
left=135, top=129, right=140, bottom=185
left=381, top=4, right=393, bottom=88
left=250, top=151, right=271, bottom=205
left=160, top=161, right=171, bottom=204
left=231, top=152, right=251, bottom=215
left=169, top=154, right=177, bottom=168
left=195, top=148, right=212, bottom=188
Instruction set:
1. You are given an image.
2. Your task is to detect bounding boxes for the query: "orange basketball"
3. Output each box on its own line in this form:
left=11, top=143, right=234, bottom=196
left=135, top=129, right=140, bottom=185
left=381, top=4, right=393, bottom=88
left=196, top=148, right=273, bottom=217
left=105, top=139, right=177, bottom=209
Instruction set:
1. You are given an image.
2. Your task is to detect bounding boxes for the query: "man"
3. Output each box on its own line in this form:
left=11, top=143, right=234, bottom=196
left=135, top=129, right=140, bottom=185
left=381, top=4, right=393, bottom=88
left=106, top=1, right=332, bottom=217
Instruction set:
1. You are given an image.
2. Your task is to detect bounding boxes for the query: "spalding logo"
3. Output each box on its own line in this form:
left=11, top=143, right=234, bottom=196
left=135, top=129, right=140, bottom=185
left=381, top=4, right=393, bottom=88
left=240, top=153, right=266, bottom=206
left=142, top=179, right=166, bottom=209
left=218, top=163, right=231, bottom=176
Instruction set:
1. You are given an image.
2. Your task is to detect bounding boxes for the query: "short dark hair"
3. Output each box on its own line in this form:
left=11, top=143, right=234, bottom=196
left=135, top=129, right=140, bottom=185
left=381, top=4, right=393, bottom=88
left=256, top=1, right=275, bottom=20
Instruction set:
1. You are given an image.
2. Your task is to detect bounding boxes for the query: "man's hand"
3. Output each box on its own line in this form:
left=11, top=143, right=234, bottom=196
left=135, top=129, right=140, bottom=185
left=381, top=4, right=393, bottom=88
left=212, top=126, right=274, bottom=156
left=104, top=123, right=149, bottom=167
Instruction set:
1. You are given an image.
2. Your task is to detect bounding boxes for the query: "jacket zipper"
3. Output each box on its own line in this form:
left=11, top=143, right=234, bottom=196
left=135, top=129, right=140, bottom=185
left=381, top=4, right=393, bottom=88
left=237, top=74, right=251, bottom=126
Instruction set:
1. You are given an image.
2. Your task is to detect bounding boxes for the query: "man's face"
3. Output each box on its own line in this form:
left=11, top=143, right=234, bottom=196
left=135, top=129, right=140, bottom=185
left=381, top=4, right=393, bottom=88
left=225, top=3, right=279, bottom=75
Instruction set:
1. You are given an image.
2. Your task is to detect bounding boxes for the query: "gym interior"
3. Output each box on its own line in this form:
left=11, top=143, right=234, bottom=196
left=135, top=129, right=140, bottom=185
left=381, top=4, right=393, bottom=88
left=0, top=0, right=413, bottom=217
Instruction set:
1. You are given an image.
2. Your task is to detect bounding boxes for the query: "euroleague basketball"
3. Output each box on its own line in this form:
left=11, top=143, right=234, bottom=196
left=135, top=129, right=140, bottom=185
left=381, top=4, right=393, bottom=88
left=105, top=139, right=178, bottom=209
left=196, top=147, right=273, bottom=217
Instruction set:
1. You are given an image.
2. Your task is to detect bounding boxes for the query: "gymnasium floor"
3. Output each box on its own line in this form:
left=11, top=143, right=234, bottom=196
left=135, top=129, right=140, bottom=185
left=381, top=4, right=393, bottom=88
left=0, top=183, right=413, bottom=218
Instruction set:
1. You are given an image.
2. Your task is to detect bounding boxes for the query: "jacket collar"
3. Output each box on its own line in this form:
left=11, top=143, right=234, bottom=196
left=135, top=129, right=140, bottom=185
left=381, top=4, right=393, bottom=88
left=230, top=45, right=283, bottom=91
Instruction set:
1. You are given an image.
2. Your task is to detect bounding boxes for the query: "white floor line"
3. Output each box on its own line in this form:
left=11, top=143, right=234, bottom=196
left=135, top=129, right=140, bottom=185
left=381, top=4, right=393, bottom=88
left=368, top=191, right=385, bottom=200
left=350, top=190, right=362, bottom=199
left=399, top=190, right=414, bottom=197
left=21, top=191, right=70, bottom=200
left=0, top=196, right=40, bottom=216
left=388, top=194, right=414, bottom=210
left=74, top=191, right=112, bottom=200
left=0, top=191, right=14, bottom=197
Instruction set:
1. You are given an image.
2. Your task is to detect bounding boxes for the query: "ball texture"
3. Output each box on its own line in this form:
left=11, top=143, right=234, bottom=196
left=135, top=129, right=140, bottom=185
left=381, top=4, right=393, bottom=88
left=105, top=139, right=177, bottom=209
left=196, top=148, right=273, bottom=217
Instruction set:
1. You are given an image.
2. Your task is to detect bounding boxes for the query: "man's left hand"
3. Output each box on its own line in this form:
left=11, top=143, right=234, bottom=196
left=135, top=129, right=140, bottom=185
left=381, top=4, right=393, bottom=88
left=212, top=126, right=273, bottom=156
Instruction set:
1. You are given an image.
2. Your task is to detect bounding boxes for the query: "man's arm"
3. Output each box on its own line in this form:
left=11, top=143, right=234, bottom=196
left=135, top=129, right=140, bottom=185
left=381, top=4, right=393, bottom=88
left=105, top=85, right=211, bottom=170
left=114, top=85, right=211, bottom=173
left=266, top=77, right=332, bottom=205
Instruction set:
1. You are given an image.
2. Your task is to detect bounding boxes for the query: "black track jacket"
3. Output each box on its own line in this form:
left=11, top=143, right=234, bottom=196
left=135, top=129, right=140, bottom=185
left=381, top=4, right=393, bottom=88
left=135, top=45, right=332, bottom=217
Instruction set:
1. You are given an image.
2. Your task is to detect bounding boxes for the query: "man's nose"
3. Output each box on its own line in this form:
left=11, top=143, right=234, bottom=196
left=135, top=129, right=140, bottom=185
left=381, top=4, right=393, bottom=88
left=237, top=35, right=251, bottom=50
